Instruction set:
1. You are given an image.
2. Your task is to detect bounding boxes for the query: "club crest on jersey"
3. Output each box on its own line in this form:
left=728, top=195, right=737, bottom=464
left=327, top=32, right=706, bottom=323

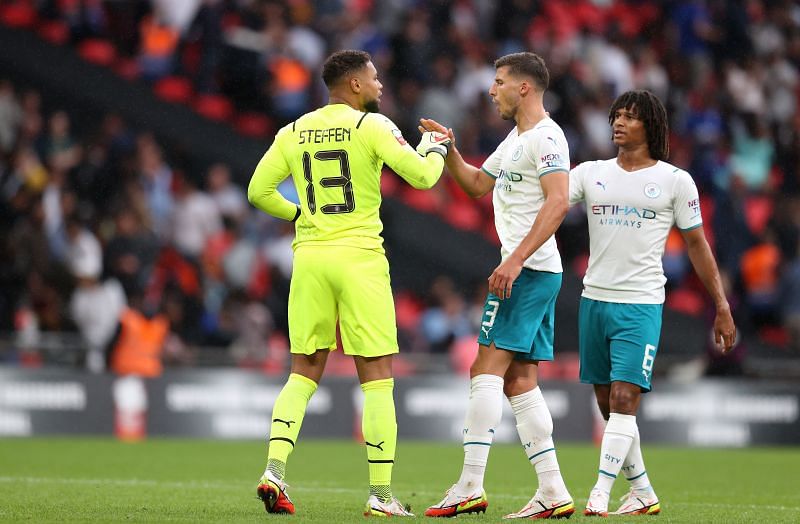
left=512, top=145, right=523, bottom=161
left=644, top=183, right=661, bottom=198
left=391, top=128, right=407, bottom=145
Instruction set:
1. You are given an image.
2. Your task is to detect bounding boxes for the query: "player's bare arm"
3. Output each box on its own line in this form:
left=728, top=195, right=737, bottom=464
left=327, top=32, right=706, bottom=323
left=419, top=117, right=494, bottom=198
left=488, top=170, right=569, bottom=299
left=680, top=226, right=736, bottom=352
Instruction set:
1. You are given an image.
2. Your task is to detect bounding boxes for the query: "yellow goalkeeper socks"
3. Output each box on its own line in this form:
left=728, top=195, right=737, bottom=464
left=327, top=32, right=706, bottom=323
left=361, top=378, right=397, bottom=501
left=267, top=373, right=318, bottom=472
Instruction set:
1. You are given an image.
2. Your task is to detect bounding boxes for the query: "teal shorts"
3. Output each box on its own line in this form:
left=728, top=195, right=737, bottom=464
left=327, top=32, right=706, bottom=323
left=477, top=269, right=561, bottom=361
left=578, top=297, right=663, bottom=392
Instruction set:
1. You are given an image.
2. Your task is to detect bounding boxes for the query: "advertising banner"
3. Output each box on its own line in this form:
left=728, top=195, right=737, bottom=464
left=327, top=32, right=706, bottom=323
left=0, top=367, right=797, bottom=446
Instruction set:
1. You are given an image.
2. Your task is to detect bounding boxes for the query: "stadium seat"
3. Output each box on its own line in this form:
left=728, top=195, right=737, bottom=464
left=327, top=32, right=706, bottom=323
left=744, top=195, right=773, bottom=237
left=154, top=76, right=193, bottom=104
left=36, top=19, right=69, bottom=45
left=234, top=112, right=273, bottom=139
left=666, top=286, right=705, bottom=317
left=400, top=185, right=440, bottom=213
left=193, top=94, right=234, bottom=122
left=113, top=57, right=140, bottom=81
left=380, top=170, right=400, bottom=195
left=78, top=38, right=116, bottom=67
left=443, top=201, right=481, bottom=230
left=0, top=2, right=37, bottom=29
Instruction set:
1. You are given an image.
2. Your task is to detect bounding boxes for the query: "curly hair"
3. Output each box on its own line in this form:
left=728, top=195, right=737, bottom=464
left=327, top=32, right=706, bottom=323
left=608, top=90, right=669, bottom=161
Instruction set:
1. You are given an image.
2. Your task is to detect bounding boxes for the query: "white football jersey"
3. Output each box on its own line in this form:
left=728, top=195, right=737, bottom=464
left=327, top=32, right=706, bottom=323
left=481, top=118, right=569, bottom=273
left=569, top=159, right=703, bottom=304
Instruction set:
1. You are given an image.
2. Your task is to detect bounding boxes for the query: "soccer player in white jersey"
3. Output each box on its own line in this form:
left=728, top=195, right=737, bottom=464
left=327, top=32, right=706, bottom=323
left=569, top=90, right=736, bottom=516
left=422, top=52, right=575, bottom=519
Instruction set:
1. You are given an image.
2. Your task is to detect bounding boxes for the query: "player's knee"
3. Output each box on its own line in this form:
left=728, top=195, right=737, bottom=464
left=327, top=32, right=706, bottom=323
left=503, top=376, right=536, bottom=397
left=609, top=387, right=639, bottom=414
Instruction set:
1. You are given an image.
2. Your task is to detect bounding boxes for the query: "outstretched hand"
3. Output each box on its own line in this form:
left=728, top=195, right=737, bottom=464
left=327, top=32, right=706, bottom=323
left=419, top=118, right=456, bottom=149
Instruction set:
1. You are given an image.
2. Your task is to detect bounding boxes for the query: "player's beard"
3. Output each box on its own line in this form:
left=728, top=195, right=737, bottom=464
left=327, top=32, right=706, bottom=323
left=364, top=98, right=380, bottom=113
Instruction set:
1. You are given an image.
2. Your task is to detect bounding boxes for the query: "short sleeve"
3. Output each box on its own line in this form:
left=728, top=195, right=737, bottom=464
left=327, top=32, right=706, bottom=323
left=673, top=169, right=703, bottom=230
left=569, top=162, right=588, bottom=205
left=530, top=129, right=569, bottom=178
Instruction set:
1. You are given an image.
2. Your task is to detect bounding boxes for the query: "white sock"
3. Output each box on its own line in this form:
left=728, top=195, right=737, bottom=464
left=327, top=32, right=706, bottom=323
left=621, top=427, right=652, bottom=492
left=594, top=413, right=637, bottom=494
left=509, top=387, right=569, bottom=500
left=456, top=374, right=504, bottom=496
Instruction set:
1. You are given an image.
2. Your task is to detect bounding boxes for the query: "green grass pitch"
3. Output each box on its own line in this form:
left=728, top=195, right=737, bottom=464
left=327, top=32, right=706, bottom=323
left=1, top=438, right=798, bottom=522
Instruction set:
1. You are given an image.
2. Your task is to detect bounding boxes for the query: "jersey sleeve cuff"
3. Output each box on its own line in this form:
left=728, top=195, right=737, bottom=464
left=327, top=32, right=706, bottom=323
left=480, top=167, right=497, bottom=179
left=678, top=222, right=703, bottom=231
left=538, top=167, right=568, bottom=178
left=291, top=205, right=301, bottom=222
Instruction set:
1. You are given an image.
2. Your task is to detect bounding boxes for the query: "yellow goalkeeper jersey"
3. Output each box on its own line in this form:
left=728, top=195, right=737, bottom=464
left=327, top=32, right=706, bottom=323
left=248, top=103, right=445, bottom=252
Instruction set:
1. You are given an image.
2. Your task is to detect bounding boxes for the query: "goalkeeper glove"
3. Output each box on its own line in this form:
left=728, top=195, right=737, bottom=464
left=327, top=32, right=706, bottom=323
left=416, top=131, right=451, bottom=160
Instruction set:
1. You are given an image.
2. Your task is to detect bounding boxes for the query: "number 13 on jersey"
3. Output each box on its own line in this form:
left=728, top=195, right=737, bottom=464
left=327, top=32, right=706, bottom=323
left=302, top=149, right=356, bottom=214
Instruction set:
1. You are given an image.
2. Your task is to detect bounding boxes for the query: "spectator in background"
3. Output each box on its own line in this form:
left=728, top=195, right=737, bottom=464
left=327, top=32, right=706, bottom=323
left=170, top=172, right=222, bottom=261
left=0, top=80, right=22, bottom=155
left=206, top=162, right=247, bottom=221
left=138, top=6, right=180, bottom=81
left=66, top=215, right=126, bottom=373
left=419, top=276, right=472, bottom=354
left=136, top=133, right=173, bottom=241
left=105, top=207, right=159, bottom=296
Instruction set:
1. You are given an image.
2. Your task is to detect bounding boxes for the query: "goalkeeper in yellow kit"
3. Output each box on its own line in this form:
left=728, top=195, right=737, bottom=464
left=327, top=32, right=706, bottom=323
left=248, top=50, right=450, bottom=517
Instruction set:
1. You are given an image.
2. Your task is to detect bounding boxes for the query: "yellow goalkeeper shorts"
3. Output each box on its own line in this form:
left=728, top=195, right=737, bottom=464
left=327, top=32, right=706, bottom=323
left=288, top=244, right=399, bottom=357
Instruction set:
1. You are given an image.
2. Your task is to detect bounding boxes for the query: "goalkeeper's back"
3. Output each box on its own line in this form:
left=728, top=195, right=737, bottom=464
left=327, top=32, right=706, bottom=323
left=249, top=103, right=445, bottom=252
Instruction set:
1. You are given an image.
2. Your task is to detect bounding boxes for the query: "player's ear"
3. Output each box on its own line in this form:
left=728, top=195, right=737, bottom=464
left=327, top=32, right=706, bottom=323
left=519, top=80, right=530, bottom=97
left=350, top=76, right=361, bottom=94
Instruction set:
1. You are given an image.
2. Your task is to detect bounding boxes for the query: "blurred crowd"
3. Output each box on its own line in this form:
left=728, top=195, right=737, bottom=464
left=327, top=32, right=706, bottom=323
left=2, top=0, right=800, bottom=376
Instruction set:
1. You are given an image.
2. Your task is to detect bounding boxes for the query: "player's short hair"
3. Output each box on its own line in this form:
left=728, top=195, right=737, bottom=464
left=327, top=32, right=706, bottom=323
left=322, top=50, right=372, bottom=88
left=494, top=52, right=549, bottom=91
left=609, top=90, right=669, bottom=161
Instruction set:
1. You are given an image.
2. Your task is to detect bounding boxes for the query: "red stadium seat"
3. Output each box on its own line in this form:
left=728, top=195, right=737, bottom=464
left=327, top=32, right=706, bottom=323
left=234, top=112, right=273, bottom=139
left=443, top=201, right=481, bottom=231
left=78, top=38, right=116, bottom=67
left=666, top=286, right=704, bottom=316
left=0, top=2, right=37, bottom=29
left=193, top=94, right=233, bottom=122
left=744, top=195, right=773, bottom=236
left=379, top=170, right=400, bottom=195
left=37, top=19, right=69, bottom=44
left=154, top=76, right=193, bottom=104
left=113, top=57, right=140, bottom=81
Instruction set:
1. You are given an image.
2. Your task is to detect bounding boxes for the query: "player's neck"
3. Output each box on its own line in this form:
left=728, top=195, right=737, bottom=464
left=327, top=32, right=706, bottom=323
left=514, top=102, right=547, bottom=134
left=328, top=94, right=361, bottom=111
left=616, top=147, right=657, bottom=172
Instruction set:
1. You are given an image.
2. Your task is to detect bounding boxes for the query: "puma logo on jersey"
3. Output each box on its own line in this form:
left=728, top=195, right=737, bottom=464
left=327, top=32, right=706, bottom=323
left=273, top=418, right=296, bottom=428
left=596, top=181, right=607, bottom=190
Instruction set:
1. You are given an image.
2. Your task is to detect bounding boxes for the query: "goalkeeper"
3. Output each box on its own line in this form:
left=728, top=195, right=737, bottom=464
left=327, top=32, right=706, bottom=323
left=247, top=49, right=449, bottom=518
